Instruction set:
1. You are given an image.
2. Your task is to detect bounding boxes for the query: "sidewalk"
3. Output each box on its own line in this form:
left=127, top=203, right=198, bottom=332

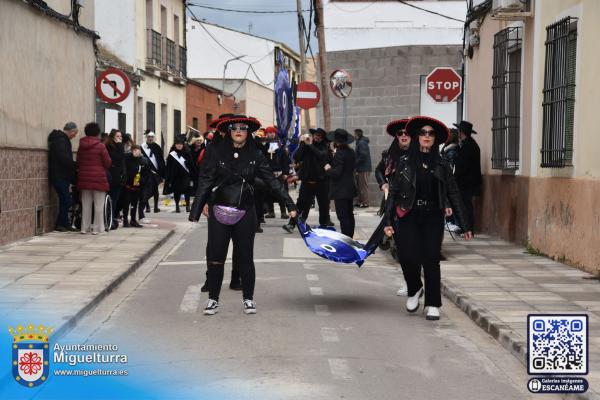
left=0, top=222, right=174, bottom=339
left=439, top=232, right=600, bottom=399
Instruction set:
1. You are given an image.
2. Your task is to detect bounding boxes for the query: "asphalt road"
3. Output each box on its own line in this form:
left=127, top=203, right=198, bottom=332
left=57, top=207, right=552, bottom=400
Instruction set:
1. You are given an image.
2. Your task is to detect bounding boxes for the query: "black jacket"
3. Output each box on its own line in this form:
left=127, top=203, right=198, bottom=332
left=164, top=149, right=193, bottom=194
left=454, top=136, right=482, bottom=191
left=294, top=141, right=328, bottom=181
left=124, top=154, right=151, bottom=191
left=141, top=142, right=166, bottom=177
left=326, top=146, right=356, bottom=200
left=48, top=130, right=76, bottom=182
left=355, top=136, right=372, bottom=172
left=106, top=142, right=126, bottom=187
left=189, top=140, right=296, bottom=221
left=384, top=151, right=472, bottom=231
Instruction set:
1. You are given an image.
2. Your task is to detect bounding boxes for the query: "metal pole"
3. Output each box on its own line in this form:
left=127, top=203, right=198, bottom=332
left=315, top=0, right=331, bottom=131
left=342, top=97, right=347, bottom=130
left=296, top=0, right=311, bottom=132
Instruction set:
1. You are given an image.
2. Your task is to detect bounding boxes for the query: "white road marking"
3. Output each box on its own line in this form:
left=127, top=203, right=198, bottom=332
left=303, top=265, right=316, bottom=270
left=309, top=287, right=323, bottom=296
left=166, top=238, right=186, bottom=258
left=159, top=258, right=308, bottom=266
left=321, top=327, right=340, bottom=342
left=178, top=284, right=202, bottom=313
left=315, top=305, right=330, bottom=316
left=328, top=358, right=351, bottom=380
left=306, top=274, right=319, bottom=281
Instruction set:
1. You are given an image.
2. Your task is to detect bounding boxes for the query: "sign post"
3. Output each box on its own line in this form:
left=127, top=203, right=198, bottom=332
left=425, top=67, right=462, bottom=103
left=95, top=68, right=131, bottom=104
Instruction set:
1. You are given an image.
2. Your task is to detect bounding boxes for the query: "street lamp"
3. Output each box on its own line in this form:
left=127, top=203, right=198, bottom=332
left=221, top=55, right=246, bottom=103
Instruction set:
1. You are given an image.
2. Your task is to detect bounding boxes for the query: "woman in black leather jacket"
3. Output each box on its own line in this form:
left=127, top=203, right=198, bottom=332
left=189, top=115, right=297, bottom=316
left=383, top=116, right=472, bottom=321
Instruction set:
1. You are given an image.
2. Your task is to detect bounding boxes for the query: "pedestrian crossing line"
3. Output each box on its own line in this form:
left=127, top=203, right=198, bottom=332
left=321, top=327, right=340, bottom=343
left=328, top=358, right=351, bottom=380
left=315, top=305, right=331, bottom=316
left=178, top=284, right=203, bottom=313
left=306, top=274, right=319, bottom=281
left=309, top=287, right=324, bottom=296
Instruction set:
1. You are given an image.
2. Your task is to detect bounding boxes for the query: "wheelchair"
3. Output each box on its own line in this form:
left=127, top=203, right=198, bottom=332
left=68, top=186, right=113, bottom=232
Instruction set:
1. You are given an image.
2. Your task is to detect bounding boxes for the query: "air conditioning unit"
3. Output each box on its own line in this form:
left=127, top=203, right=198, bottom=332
left=491, top=0, right=532, bottom=20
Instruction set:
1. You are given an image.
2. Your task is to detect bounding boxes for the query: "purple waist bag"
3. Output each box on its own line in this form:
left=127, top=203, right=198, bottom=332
left=212, top=205, right=246, bottom=225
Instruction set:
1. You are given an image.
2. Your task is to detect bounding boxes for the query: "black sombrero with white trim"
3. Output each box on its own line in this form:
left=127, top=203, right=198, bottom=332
left=215, top=114, right=261, bottom=134
left=405, top=116, right=449, bottom=144
left=385, top=118, right=410, bottom=137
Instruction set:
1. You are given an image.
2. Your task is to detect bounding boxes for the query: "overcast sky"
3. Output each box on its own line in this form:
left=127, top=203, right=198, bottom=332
left=185, top=0, right=314, bottom=53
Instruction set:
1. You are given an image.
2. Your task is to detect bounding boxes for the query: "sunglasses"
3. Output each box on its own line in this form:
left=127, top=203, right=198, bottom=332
left=230, top=125, right=249, bottom=131
left=419, top=129, right=436, bottom=137
left=397, top=130, right=409, bottom=137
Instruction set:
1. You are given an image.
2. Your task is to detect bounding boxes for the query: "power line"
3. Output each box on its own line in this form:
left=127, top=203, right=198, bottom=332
left=396, top=1, right=465, bottom=23
left=186, top=5, right=275, bottom=86
left=187, top=2, right=308, bottom=14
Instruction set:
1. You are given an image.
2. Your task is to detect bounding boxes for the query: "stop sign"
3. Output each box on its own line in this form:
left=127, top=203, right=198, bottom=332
left=296, top=81, right=321, bottom=109
left=426, top=67, right=462, bottom=103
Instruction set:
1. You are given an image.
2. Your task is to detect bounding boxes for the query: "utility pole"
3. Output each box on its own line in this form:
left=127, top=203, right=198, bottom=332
left=296, top=0, right=311, bottom=132
left=315, top=0, right=331, bottom=131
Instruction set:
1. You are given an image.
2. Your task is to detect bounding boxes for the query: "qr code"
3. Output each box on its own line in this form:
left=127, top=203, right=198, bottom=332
left=528, top=314, right=588, bottom=375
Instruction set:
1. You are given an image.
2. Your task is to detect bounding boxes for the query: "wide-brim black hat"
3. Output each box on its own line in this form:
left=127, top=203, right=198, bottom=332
left=326, top=129, right=354, bottom=144
left=309, top=128, right=327, bottom=137
left=386, top=119, right=410, bottom=137
left=406, top=116, right=449, bottom=144
left=453, top=120, right=477, bottom=135
left=216, top=115, right=261, bottom=134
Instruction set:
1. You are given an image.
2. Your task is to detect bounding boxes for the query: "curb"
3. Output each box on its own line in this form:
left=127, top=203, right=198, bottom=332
left=441, top=279, right=600, bottom=400
left=51, top=228, right=175, bottom=341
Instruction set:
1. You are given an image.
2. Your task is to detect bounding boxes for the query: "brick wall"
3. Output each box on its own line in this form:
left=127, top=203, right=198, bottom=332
left=186, top=81, right=237, bottom=133
left=0, top=148, right=57, bottom=244
left=324, top=45, right=462, bottom=205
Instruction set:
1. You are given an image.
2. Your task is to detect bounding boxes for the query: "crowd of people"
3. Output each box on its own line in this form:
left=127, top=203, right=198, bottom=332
left=47, top=113, right=482, bottom=320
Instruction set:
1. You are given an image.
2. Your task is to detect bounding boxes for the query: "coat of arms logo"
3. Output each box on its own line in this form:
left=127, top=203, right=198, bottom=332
left=9, top=324, right=52, bottom=388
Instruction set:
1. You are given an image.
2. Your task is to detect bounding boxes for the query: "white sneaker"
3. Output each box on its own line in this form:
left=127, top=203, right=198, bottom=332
left=406, top=287, right=423, bottom=313
left=425, top=306, right=440, bottom=320
left=243, top=299, right=256, bottom=314
left=396, top=282, right=408, bottom=296
left=203, top=299, right=219, bottom=315
left=139, top=218, right=151, bottom=224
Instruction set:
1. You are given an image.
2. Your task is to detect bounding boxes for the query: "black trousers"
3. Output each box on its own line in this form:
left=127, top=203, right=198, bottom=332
left=173, top=191, right=190, bottom=210
left=122, top=189, right=141, bottom=223
left=292, top=180, right=330, bottom=226
left=334, top=198, right=355, bottom=238
left=145, top=179, right=160, bottom=210
left=459, top=187, right=475, bottom=232
left=393, top=208, right=444, bottom=307
left=206, top=207, right=257, bottom=301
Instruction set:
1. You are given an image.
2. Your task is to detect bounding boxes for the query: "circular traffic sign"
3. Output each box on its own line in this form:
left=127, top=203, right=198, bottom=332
left=96, top=68, right=131, bottom=104
left=426, top=67, right=462, bottom=103
left=296, top=81, right=321, bottom=109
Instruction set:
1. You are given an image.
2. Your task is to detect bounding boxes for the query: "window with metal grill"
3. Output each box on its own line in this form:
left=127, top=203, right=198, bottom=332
left=540, top=17, right=578, bottom=168
left=492, top=26, right=522, bottom=170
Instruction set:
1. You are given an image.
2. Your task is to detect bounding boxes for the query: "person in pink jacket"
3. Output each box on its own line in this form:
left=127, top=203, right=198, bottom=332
left=77, top=122, right=112, bottom=234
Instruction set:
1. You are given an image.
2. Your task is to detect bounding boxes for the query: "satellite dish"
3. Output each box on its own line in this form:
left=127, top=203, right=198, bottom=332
left=329, top=69, right=352, bottom=98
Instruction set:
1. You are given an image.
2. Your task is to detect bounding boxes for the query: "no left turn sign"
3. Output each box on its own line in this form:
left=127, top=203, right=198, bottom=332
left=96, top=68, right=131, bottom=104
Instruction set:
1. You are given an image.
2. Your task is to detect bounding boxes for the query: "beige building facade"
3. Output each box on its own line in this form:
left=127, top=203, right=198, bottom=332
left=464, top=0, right=600, bottom=273
left=0, top=0, right=96, bottom=244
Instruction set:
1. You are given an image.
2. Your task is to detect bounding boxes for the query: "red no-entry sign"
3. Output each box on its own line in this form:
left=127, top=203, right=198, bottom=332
left=96, top=68, right=131, bottom=104
left=426, top=67, right=462, bottom=103
left=296, top=81, right=321, bottom=109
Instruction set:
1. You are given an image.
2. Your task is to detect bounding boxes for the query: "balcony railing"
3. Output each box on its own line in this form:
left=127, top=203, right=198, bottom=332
left=164, top=38, right=176, bottom=71
left=146, top=29, right=162, bottom=68
left=178, top=46, right=187, bottom=78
